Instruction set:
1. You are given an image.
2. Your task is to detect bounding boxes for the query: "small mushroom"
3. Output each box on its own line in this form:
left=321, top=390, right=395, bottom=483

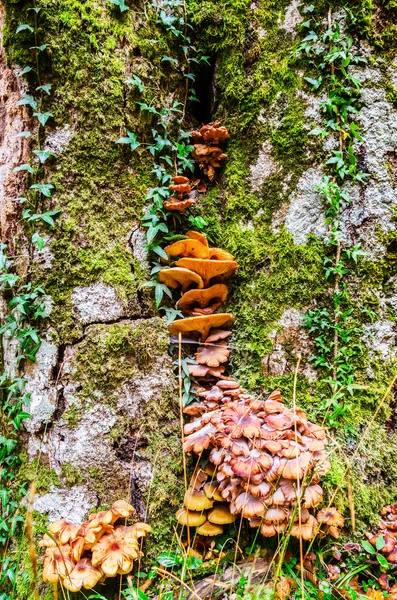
left=235, top=492, right=266, bottom=519
left=176, top=508, right=207, bottom=527
left=208, top=504, right=237, bottom=524
left=186, top=230, right=209, bottom=247
left=62, top=558, right=103, bottom=592
left=196, top=521, right=224, bottom=536
left=184, top=488, right=214, bottom=511
left=178, top=284, right=229, bottom=316
left=158, top=267, right=204, bottom=292
left=206, top=329, right=232, bottom=343
left=168, top=314, right=235, bottom=341
left=42, top=545, right=75, bottom=584
left=196, top=341, right=230, bottom=367
left=175, top=258, right=238, bottom=287
left=165, top=239, right=210, bottom=259
left=204, top=482, right=224, bottom=502
left=290, top=515, right=318, bottom=540
left=163, top=197, right=196, bottom=213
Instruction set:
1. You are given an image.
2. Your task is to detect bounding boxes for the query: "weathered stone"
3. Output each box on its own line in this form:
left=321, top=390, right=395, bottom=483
left=33, top=485, right=99, bottom=523
left=72, top=281, right=134, bottom=324
left=249, top=140, right=281, bottom=192
left=279, top=0, right=302, bottom=34
left=24, top=340, right=59, bottom=433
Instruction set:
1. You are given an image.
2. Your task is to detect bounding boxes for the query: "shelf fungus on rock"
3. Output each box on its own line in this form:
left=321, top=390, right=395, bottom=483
left=177, top=284, right=229, bottom=316
left=40, top=500, right=151, bottom=591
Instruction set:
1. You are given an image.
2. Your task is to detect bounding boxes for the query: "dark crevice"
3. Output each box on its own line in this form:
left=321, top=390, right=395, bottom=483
left=189, top=53, right=217, bottom=125
left=52, top=344, right=67, bottom=422
left=68, top=314, right=156, bottom=347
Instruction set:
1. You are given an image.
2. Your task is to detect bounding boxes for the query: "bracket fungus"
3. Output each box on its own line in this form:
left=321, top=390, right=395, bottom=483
left=40, top=500, right=151, bottom=592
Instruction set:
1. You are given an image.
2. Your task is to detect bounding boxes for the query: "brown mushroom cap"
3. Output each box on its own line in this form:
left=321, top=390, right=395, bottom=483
left=204, top=482, right=224, bottom=502
left=176, top=509, right=207, bottom=527
left=168, top=314, right=235, bottom=341
left=175, top=258, right=238, bottom=287
left=208, top=505, right=237, bottom=525
left=165, top=239, right=210, bottom=259
left=184, top=488, right=214, bottom=511
left=158, top=267, right=204, bottom=293
left=209, top=248, right=235, bottom=261
left=186, top=230, right=209, bottom=248
left=206, top=329, right=232, bottom=343
left=177, top=284, right=229, bottom=315
left=196, top=521, right=224, bottom=536
left=171, top=176, right=190, bottom=184
left=290, top=515, right=318, bottom=540
left=163, top=198, right=196, bottom=213
left=196, top=341, right=230, bottom=367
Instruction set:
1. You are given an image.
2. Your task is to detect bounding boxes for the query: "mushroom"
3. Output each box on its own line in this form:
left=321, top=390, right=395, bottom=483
left=186, top=230, right=209, bottom=247
left=196, top=340, right=230, bottom=367
left=184, top=488, right=214, bottom=511
left=168, top=314, right=235, bottom=341
left=48, top=520, right=79, bottom=545
left=234, top=492, right=266, bottom=519
left=158, top=267, right=204, bottom=292
left=62, top=558, right=103, bottom=592
left=175, top=258, right=238, bottom=287
left=290, top=515, right=318, bottom=540
left=91, top=526, right=144, bottom=577
left=204, top=482, right=224, bottom=502
left=206, top=329, right=232, bottom=343
left=163, top=197, right=196, bottom=213
left=165, top=239, right=210, bottom=259
left=208, top=504, right=237, bottom=524
left=178, top=284, right=229, bottom=316
left=196, top=521, right=224, bottom=536
left=209, top=248, right=235, bottom=261
left=42, top=545, right=75, bottom=584
left=176, top=509, right=207, bottom=527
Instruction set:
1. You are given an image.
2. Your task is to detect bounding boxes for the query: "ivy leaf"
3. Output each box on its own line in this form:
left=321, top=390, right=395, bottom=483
left=36, top=83, right=52, bottom=95
left=30, top=44, right=48, bottom=51
left=159, top=306, right=184, bottom=325
left=32, top=150, right=55, bottom=163
left=161, top=56, right=178, bottom=66
left=12, top=163, right=34, bottom=174
left=19, top=66, right=33, bottom=76
left=16, top=131, right=32, bottom=138
left=116, top=130, right=141, bottom=151
left=108, top=0, right=129, bottom=11
left=376, top=534, right=385, bottom=551
left=32, top=232, right=45, bottom=251
left=27, top=209, right=61, bottom=226
left=28, top=7, right=41, bottom=12
left=304, top=76, right=323, bottom=90
left=32, top=111, right=53, bottom=126
left=125, top=74, right=144, bottom=92
left=156, top=552, right=181, bottom=568
left=184, top=555, right=203, bottom=569
left=30, top=183, right=54, bottom=197
left=16, top=24, right=34, bottom=33
left=17, top=94, right=38, bottom=109
left=377, top=554, right=389, bottom=569
left=136, top=102, right=158, bottom=115
left=361, top=540, right=376, bottom=555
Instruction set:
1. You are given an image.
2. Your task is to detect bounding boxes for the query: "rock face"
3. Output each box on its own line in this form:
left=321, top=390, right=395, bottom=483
left=2, top=2, right=397, bottom=594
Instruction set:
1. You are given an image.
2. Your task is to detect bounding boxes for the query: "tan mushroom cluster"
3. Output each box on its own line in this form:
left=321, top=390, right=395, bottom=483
left=165, top=231, right=342, bottom=541
left=164, top=175, right=196, bottom=214
left=191, top=122, right=229, bottom=181
left=40, top=500, right=151, bottom=592
left=366, top=503, right=397, bottom=565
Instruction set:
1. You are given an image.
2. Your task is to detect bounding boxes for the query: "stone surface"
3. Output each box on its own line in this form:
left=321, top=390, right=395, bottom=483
left=24, top=340, right=59, bottom=433
left=34, top=485, right=99, bottom=523
left=279, top=0, right=302, bottom=34
left=249, top=140, right=281, bottom=192
left=72, top=281, right=128, bottom=324
left=283, top=168, right=328, bottom=244
left=44, top=124, right=74, bottom=154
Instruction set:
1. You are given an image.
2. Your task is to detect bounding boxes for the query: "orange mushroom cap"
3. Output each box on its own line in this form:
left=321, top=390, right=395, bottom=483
left=175, top=258, right=238, bottom=287
left=168, top=314, right=234, bottom=341
left=158, top=267, right=204, bottom=293
left=163, top=197, right=196, bottom=213
left=165, top=239, right=210, bottom=259
left=171, top=175, right=190, bottom=184
left=177, top=284, right=228, bottom=315
left=186, top=230, right=209, bottom=248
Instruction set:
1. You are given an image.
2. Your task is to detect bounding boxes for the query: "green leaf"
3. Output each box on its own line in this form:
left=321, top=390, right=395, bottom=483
left=377, top=554, right=389, bottom=569
left=156, top=552, right=181, bottom=568
left=16, top=131, right=32, bottom=138
left=184, top=555, right=203, bottom=569
left=30, top=183, right=54, bottom=197
left=116, top=130, right=141, bottom=152
left=16, top=24, right=34, bottom=33
left=32, top=111, right=53, bottom=126
left=125, top=74, right=144, bottom=93
left=122, top=589, right=149, bottom=600
left=30, top=44, right=48, bottom=51
left=12, top=163, right=34, bottom=174
left=32, top=150, right=54, bottom=164
left=17, top=94, right=38, bottom=109
left=28, top=209, right=61, bottom=226
left=376, top=534, right=385, bottom=551
left=36, top=83, right=52, bottom=95
left=19, top=66, right=33, bottom=76
left=32, top=232, right=45, bottom=251
left=361, top=540, right=376, bottom=554
left=108, top=0, right=129, bottom=11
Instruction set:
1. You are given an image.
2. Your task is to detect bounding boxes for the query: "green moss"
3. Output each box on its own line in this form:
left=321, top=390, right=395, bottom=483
left=16, top=454, right=60, bottom=495
left=61, top=462, right=84, bottom=486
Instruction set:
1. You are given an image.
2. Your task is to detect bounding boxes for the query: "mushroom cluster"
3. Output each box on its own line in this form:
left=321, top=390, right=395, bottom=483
left=164, top=229, right=341, bottom=541
left=366, top=503, right=397, bottom=565
left=164, top=175, right=196, bottom=214
left=40, top=500, right=151, bottom=592
left=191, top=122, right=229, bottom=181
